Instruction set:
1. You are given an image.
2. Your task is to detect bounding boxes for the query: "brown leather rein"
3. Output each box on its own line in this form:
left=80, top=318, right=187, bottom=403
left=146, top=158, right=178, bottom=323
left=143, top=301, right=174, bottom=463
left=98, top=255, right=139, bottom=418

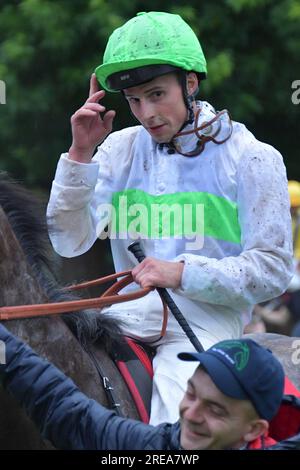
left=0, top=270, right=169, bottom=337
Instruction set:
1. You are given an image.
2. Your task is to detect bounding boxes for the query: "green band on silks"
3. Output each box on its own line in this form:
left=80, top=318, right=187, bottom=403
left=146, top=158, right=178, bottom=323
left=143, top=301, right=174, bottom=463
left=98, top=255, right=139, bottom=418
left=111, top=189, right=241, bottom=244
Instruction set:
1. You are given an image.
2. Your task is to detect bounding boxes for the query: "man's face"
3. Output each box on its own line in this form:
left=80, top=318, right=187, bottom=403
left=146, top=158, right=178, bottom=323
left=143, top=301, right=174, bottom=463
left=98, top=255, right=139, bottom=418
left=123, top=73, right=188, bottom=143
left=179, top=367, right=260, bottom=450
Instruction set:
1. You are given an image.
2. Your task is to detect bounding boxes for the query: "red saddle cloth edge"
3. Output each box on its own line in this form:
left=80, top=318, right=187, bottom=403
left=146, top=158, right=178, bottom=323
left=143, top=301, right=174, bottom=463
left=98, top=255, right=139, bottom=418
left=114, top=336, right=154, bottom=423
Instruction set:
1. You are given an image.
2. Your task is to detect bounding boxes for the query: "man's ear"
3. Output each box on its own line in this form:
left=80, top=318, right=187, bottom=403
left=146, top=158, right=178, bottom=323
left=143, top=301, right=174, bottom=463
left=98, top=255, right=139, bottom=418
left=186, top=72, right=199, bottom=96
left=244, top=419, right=269, bottom=443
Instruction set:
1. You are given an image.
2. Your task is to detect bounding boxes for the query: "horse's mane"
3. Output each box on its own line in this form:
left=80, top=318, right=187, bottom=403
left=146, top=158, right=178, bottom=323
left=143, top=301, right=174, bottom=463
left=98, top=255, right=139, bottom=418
left=0, top=172, right=123, bottom=348
left=0, top=173, right=55, bottom=277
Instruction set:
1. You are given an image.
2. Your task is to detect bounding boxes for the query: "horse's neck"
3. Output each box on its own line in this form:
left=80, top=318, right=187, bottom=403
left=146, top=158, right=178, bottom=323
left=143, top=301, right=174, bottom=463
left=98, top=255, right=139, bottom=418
left=0, top=198, right=140, bottom=448
left=0, top=204, right=111, bottom=401
left=0, top=206, right=63, bottom=353
left=0, top=207, right=47, bottom=306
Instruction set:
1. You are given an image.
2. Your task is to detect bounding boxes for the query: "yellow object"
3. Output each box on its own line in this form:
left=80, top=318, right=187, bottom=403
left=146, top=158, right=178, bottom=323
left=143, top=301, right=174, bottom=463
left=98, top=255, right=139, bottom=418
left=292, top=213, right=300, bottom=259
left=288, top=180, right=300, bottom=207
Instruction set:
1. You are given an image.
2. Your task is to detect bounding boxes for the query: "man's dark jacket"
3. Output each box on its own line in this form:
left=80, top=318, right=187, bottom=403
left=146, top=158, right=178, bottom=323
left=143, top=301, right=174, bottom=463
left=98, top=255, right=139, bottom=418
left=1, top=324, right=299, bottom=451
left=0, top=324, right=180, bottom=450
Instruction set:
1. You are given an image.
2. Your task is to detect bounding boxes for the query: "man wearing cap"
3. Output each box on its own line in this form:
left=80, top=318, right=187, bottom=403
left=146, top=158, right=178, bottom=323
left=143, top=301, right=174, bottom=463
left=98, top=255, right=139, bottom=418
left=178, top=340, right=283, bottom=449
left=46, top=11, right=293, bottom=425
left=0, top=323, right=291, bottom=450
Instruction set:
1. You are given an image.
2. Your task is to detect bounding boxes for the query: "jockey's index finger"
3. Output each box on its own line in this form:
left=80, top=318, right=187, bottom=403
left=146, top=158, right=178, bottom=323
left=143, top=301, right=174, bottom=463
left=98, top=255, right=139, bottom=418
left=88, top=73, right=100, bottom=98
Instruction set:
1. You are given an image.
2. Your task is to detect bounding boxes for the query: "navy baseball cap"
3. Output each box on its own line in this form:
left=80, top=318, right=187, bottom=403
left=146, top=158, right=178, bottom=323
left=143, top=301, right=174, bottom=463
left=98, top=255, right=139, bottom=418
left=178, top=339, right=285, bottom=421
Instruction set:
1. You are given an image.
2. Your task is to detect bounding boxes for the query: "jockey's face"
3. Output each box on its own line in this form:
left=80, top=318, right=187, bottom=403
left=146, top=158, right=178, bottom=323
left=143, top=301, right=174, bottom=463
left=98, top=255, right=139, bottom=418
left=123, top=73, right=198, bottom=143
left=179, top=367, right=267, bottom=450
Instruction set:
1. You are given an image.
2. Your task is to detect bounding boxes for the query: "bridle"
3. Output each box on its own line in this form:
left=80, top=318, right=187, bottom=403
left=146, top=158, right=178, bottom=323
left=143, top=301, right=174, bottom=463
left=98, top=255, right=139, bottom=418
left=0, top=242, right=204, bottom=353
left=0, top=270, right=169, bottom=339
left=0, top=268, right=169, bottom=418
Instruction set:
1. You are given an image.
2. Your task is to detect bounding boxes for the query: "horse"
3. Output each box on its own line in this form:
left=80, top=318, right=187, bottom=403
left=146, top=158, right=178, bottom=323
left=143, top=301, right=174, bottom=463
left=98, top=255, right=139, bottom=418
left=0, top=174, right=141, bottom=449
left=0, top=173, right=299, bottom=449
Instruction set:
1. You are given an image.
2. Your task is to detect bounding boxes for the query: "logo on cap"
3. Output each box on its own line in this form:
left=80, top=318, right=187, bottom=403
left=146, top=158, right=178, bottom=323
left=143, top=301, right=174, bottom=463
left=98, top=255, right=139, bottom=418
left=212, top=340, right=250, bottom=371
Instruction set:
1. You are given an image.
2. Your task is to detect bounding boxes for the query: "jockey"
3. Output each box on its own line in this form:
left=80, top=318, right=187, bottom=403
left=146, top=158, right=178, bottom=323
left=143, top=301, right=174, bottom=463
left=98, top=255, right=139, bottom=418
left=1, top=324, right=300, bottom=450
left=47, top=11, right=293, bottom=425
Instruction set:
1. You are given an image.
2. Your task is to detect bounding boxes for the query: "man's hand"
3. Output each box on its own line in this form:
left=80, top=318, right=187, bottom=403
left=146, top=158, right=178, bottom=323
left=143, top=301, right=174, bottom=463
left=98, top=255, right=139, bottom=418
left=131, top=257, right=184, bottom=289
left=69, top=73, right=116, bottom=163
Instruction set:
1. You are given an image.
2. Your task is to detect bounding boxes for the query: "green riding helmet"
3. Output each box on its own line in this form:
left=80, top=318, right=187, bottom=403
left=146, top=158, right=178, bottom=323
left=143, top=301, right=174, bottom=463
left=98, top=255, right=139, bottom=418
left=95, top=11, right=207, bottom=92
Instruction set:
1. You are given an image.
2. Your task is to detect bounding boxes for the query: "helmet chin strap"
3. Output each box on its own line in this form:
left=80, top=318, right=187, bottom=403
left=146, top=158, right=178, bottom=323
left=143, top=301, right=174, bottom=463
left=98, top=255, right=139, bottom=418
left=165, top=71, right=232, bottom=157
left=163, top=73, right=225, bottom=157
left=179, top=72, right=196, bottom=127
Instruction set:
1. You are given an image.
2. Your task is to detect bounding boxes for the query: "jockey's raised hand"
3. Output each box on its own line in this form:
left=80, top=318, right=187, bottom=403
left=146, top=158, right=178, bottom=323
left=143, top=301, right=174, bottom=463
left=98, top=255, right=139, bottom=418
left=69, top=73, right=115, bottom=163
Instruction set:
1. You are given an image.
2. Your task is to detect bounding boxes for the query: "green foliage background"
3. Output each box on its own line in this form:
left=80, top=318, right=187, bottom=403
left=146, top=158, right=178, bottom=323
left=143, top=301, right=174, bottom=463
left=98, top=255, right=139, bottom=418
left=0, top=0, right=300, bottom=190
